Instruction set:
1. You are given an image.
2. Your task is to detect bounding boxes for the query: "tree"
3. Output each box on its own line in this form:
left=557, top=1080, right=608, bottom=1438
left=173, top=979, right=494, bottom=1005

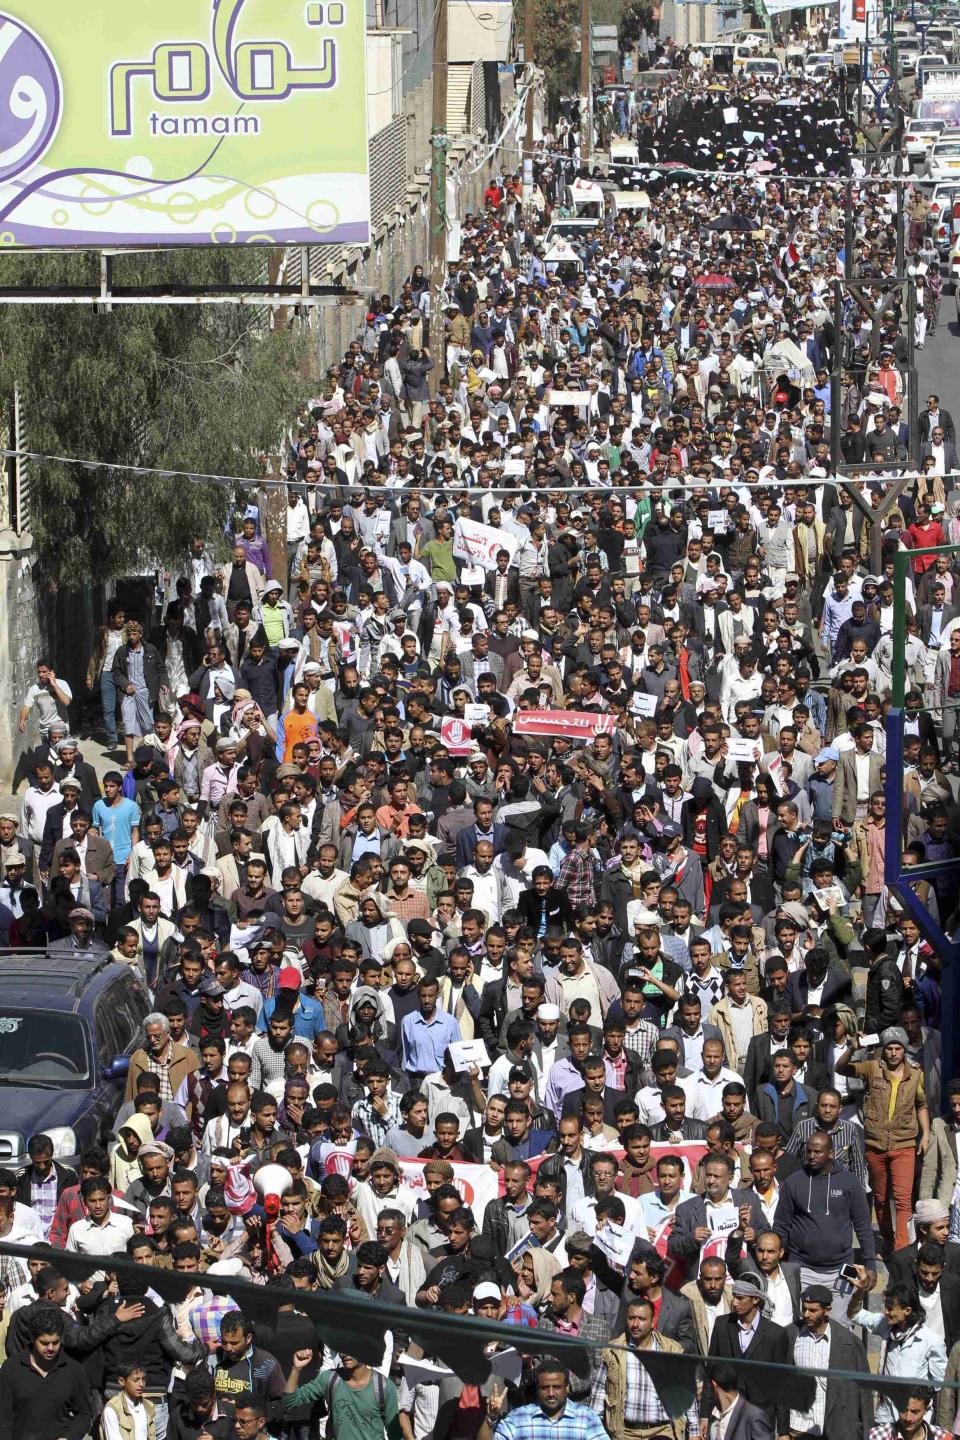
left=518, top=0, right=582, bottom=115
left=618, top=0, right=655, bottom=57
left=0, top=248, right=309, bottom=583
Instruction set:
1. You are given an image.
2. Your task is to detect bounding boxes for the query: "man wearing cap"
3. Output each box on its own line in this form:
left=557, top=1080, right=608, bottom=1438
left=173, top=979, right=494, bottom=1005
left=37, top=777, right=86, bottom=882
left=836, top=1026, right=929, bottom=1253
left=49, top=906, right=109, bottom=956
left=258, top=967, right=325, bottom=1040
left=778, top=1282, right=873, bottom=1439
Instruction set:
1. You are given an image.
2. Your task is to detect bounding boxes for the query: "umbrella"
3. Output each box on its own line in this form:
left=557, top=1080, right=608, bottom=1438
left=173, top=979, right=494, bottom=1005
left=706, top=212, right=754, bottom=232
left=694, top=273, right=736, bottom=290
left=748, top=159, right=776, bottom=174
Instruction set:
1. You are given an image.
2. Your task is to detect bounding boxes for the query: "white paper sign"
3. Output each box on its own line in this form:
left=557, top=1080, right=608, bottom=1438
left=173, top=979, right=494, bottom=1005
left=548, top=390, right=592, bottom=407
left=707, top=1203, right=738, bottom=1234
left=632, top=692, right=658, bottom=717
left=465, top=703, right=491, bottom=725
left=448, top=1039, right=491, bottom=1072
left=453, top=518, right=519, bottom=572
left=723, top=107, right=739, bottom=124
left=460, top=565, right=486, bottom=588
left=594, top=1220, right=636, bottom=1272
left=728, top=738, right=762, bottom=764
left=400, top=1357, right=455, bottom=1386
left=708, top=509, right=728, bottom=530
left=503, top=458, right=527, bottom=477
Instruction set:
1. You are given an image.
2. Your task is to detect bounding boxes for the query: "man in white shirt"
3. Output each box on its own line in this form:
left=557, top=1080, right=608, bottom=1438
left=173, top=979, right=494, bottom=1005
left=64, top=1177, right=134, bottom=1256
left=682, top=1039, right=742, bottom=1121
left=568, top=1152, right=642, bottom=1236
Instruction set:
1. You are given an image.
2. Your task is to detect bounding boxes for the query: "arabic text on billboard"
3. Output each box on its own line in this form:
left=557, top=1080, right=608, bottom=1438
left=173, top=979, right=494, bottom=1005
left=0, top=0, right=370, bottom=247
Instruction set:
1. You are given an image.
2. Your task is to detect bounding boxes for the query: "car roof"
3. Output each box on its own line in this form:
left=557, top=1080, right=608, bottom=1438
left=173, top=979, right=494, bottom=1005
left=0, top=954, right=130, bottom=1013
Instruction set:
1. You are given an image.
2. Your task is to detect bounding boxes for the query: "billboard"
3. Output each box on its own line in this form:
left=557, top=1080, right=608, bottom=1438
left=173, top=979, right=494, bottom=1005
left=0, top=0, right=369, bottom=248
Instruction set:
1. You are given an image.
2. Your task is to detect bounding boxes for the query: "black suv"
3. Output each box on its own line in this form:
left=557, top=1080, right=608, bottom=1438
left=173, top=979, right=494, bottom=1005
left=0, top=954, right=151, bottom=1165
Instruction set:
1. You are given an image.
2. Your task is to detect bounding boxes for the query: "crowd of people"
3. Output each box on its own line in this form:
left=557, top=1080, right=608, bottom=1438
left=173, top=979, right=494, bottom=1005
left=6, top=17, right=960, bottom=1440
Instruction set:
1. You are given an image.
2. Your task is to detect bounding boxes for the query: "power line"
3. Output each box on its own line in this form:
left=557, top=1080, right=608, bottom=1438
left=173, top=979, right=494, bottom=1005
left=3, top=447, right=943, bottom=496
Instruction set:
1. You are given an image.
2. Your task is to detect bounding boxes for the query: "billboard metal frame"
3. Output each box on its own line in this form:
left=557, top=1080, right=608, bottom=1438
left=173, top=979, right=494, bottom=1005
left=0, top=247, right=364, bottom=308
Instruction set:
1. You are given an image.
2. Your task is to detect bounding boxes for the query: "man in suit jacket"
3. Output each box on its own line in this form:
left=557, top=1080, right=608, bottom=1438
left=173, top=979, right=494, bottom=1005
left=887, top=1200, right=960, bottom=1283
left=920, top=1103, right=960, bottom=1206
left=921, top=433, right=960, bottom=473
left=588, top=1240, right=699, bottom=1352
left=783, top=958, right=852, bottom=1019
left=455, top=816, right=508, bottom=868
left=919, top=397, right=956, bottom=444
left=703, top=1280, right=789, bottom=1431
left=780, top=1289, right=873, bottom=1440
left=702, top=1376, right=774, bottom=1440
left=38, top=783, right=86, bottom=876
left=831, top=727, right=883, bottom=825
left=917, top=587, right=960, bottom=647
left=483, top=558, right=520, bottom=611
left=826, top=498, right=865, bottom=564
left=460, top=642, right=505, bottom=693
left=669, top=1154, right=766, bottom=1260
left=52, top=741, right=101, bottom=814
left=725, top=1229, right=802, bottom=1326
left=743, top=1013, right=793, bottom=1107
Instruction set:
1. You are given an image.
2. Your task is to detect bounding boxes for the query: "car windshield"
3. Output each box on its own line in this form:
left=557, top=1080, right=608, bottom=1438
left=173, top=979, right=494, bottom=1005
left=0, top=1010, right=90, bottom=1085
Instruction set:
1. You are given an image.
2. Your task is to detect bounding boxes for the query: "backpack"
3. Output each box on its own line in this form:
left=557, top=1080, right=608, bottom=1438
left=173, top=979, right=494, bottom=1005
left=326, top=1370, right=388, bottom=1437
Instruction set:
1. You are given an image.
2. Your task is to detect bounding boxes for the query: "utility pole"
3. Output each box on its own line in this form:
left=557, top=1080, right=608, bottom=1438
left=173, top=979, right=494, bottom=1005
left=428, top=0, right=449, bottom=396
left=523, top=0, right=535, bottom=214
left=580, top=0, right=591, bottom=160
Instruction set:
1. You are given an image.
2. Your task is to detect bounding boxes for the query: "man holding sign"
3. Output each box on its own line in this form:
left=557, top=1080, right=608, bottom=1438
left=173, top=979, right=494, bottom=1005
left=668, top=1154, right=765, bottom=1264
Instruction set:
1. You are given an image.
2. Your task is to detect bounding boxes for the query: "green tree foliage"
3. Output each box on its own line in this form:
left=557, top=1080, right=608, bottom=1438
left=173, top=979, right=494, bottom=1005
left=618, top=0, right=655, bottom=56
left=520, top=0, right=582, bottom=111
left=0, top=248, right=308, bottom=582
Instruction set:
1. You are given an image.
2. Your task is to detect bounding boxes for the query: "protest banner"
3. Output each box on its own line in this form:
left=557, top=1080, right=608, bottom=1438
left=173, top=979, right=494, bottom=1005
left=398, top=1159, right=499, bottom=1224
left=452, top=517, right=518, bottom=571
left=513, top=709, right=617, bottom=740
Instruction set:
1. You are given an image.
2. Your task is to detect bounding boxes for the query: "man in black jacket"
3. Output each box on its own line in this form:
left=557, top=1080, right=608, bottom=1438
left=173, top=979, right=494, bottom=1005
left=703, top=1276, right=789, bottom=1429
left=14, top=1134, right=77, bottom=1218
left=168, top=1365, right=231, bottom=1439
left=0, top=1305, right=94, bottom=1440
left=650, top=1086, right=709, bottom=1142
left=862, top=927, right=905, bottom=1033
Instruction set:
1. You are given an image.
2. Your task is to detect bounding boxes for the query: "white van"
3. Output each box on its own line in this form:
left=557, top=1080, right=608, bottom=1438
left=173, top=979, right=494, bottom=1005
left=741, top=56, right=783, bottom=81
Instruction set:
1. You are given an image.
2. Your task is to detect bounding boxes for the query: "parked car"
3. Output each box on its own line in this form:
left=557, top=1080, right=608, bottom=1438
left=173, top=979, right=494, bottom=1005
left=0, top=954, right=150, bottom=1165
left=925, top=134, right=960, bottom=177
left=905, top=118, right=946, bottom=159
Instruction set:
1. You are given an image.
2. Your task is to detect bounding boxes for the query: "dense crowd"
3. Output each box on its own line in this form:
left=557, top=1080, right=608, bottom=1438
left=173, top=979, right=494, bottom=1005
left=5, top=19, right=960, bottom=1440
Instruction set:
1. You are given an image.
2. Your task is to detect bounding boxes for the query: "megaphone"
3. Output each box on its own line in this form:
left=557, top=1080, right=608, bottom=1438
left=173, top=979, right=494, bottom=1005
left=253, top=1163, right=292, bottom=1222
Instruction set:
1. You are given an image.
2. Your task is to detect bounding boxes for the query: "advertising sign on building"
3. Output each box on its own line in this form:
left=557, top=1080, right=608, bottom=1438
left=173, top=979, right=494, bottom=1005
left=0, top=0, right=369, bottom=247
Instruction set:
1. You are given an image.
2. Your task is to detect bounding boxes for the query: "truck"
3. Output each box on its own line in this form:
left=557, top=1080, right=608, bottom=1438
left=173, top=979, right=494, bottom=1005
left=916, top=66, right=960, bottom=127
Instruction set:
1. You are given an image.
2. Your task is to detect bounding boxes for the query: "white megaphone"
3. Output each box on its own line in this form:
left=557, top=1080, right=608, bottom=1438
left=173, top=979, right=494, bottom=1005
left=253, top=1163, right=292, bottom=1222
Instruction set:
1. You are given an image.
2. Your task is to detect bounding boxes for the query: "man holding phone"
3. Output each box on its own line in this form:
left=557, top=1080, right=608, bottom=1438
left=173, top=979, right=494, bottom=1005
left=772, top=1129, right=877, bottom=1326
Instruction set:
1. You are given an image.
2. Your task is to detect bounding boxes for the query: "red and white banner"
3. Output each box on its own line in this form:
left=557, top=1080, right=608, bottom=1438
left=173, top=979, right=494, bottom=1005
left=440, top=715, right=475, bottom=755
left=397, top=1159, right=499, bottom=1224
left=513, top=709, right=617, bottom=740
left=453, top=517, right=519, bottom=571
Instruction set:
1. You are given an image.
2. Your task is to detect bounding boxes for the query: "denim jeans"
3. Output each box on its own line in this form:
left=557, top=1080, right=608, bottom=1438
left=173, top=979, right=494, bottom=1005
left=100, top=667, right=119, bottom=744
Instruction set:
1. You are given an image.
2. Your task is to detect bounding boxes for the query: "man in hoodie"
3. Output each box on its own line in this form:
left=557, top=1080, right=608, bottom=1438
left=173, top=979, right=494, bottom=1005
left=773, top=1128, right=876, bottom=1326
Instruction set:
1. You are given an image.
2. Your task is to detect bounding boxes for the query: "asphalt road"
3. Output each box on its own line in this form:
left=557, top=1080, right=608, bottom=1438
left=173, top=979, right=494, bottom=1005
left=916, top=280, right=960, bottom=424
